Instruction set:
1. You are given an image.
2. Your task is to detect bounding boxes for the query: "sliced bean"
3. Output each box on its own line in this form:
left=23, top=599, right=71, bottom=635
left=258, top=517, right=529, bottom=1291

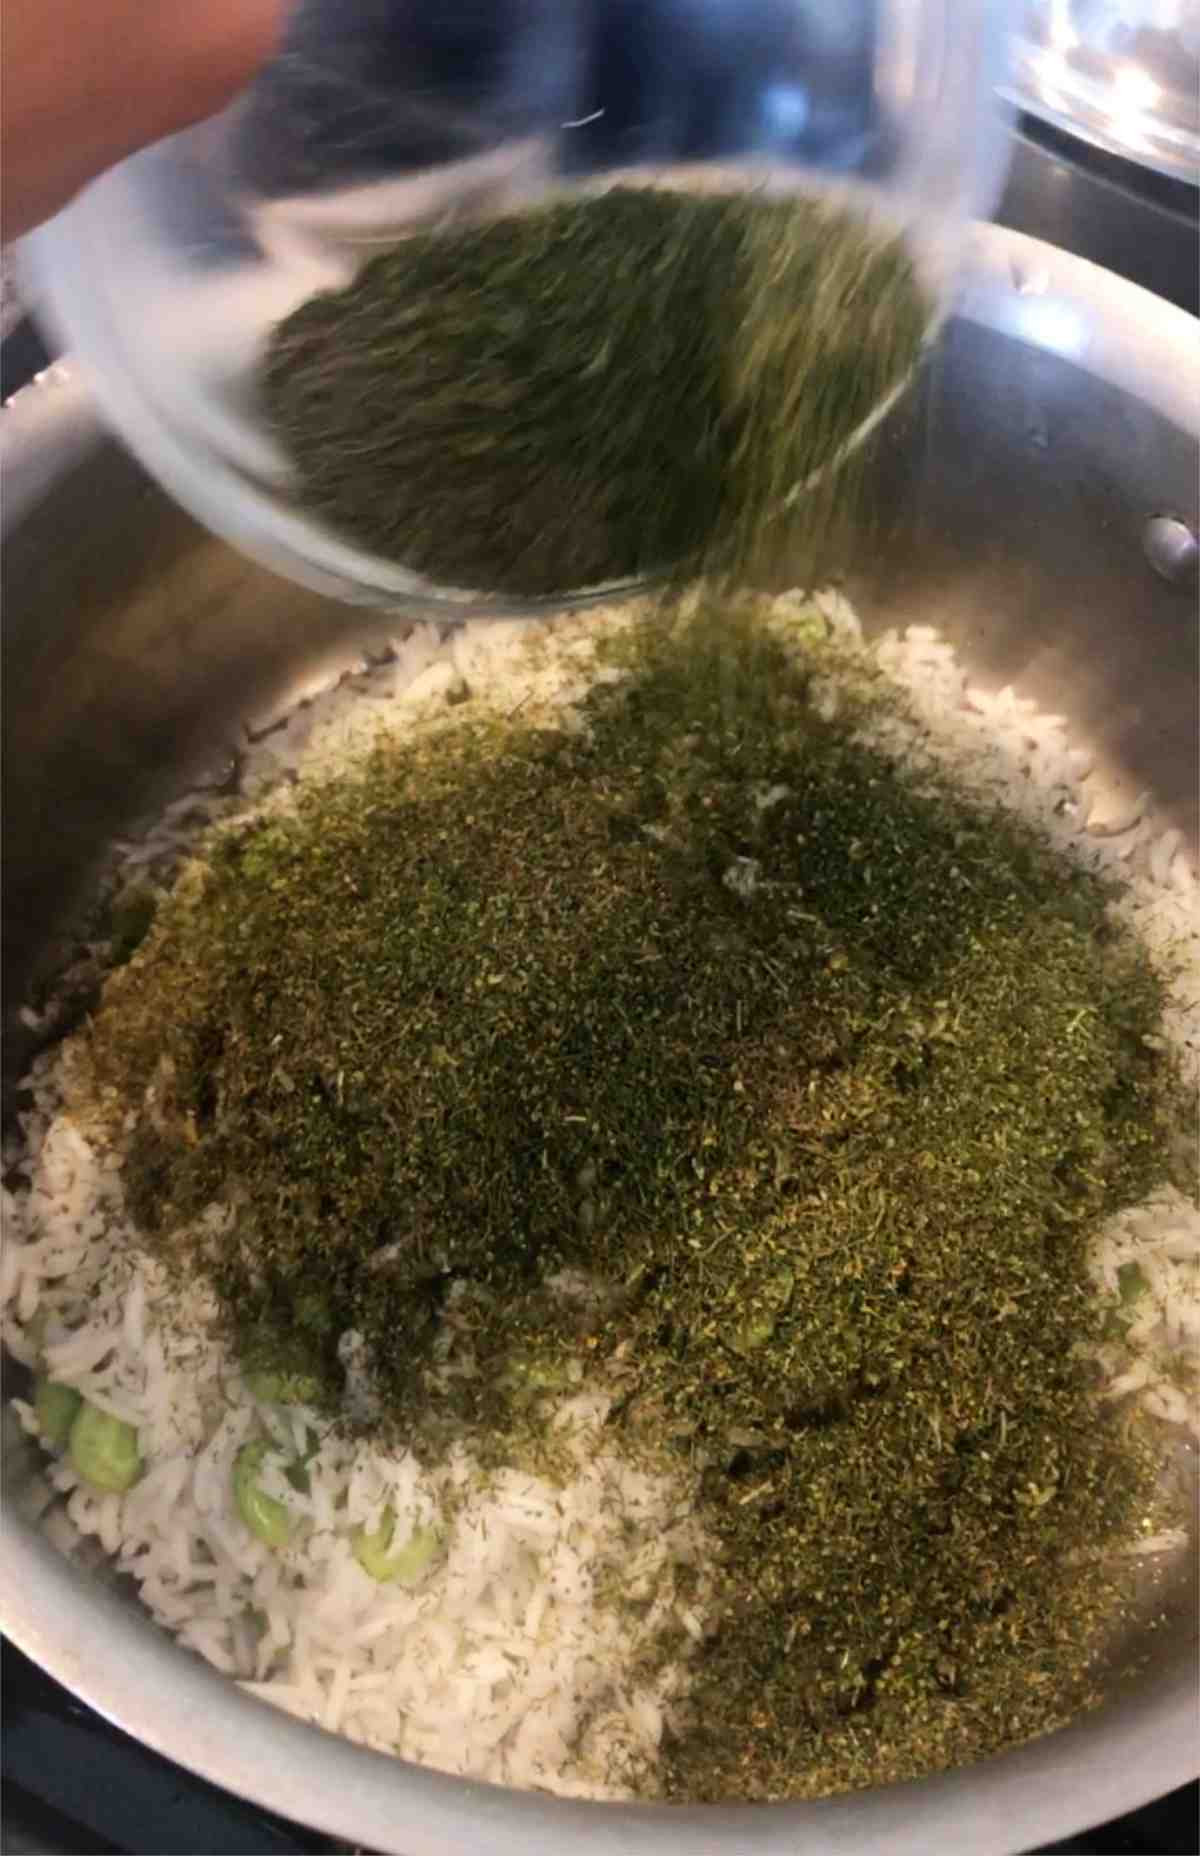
left=245, top=1364, right=324, bottom=1406
left=68, top=1402, right=142, bottom=1493
left=233, top=1440, right=294, bottom=1548
left=35, top=1377, right=83, bottom=1449
left=732, top=1312, right=776, bottom=1355
left=731, top=1268, right=795, bottom=1356
left=502, top=1352, right=570, bottom=1399
left=352, top=1504, right=443, bottom=1586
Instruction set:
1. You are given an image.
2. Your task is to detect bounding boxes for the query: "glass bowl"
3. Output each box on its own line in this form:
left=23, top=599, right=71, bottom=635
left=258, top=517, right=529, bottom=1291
left=24, top=0, right=1013, bottom=611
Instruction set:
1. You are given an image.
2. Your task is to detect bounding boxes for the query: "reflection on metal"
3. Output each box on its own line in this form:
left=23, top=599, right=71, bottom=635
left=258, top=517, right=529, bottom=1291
left=1008, top=289, right=1090, bottom=357
left=1003, top=0, right=1200, bottom=183
left=994, top=116, right=1198, bottom=315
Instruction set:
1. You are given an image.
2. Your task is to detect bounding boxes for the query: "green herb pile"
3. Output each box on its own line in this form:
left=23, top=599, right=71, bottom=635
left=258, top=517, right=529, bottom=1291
left=75, top=596, right=1192, bottom=1800
left=263, top=188, right=928, bottom=597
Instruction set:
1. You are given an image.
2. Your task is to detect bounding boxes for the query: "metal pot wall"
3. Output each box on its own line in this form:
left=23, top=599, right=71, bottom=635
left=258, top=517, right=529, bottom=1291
left=2, top=222, right=1197, bottom=1854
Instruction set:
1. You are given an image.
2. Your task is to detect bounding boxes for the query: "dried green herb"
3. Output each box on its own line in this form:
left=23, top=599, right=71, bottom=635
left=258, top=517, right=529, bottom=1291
left=75, top=594, right=1193, bottom=1800
left=263, top=188, right=928, bottom=596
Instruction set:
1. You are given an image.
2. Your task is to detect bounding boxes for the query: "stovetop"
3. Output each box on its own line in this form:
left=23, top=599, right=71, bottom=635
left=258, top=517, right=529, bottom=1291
left=1, top=1639, right=335, bottom=1856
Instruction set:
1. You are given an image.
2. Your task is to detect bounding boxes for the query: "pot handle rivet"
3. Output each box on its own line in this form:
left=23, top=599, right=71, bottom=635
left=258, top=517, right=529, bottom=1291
left=1142, top=515, right=1199, bottom=591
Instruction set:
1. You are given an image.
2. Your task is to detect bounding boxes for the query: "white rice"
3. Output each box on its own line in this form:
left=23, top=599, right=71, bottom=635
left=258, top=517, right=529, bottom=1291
left=3, top=588, right=1197, bottom=1796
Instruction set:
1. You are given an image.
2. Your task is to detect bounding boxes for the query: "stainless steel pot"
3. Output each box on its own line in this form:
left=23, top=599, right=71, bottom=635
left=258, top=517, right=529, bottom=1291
left=1003, top=0, right=1200, bottom=185
left=2, top=223, right=1197, bottom=1854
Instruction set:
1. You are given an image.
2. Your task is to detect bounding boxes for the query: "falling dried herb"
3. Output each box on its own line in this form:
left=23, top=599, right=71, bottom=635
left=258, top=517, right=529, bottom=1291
left=263, top=188, right=928, bottom=596
left=73, top=594, right=1193, bottom=1801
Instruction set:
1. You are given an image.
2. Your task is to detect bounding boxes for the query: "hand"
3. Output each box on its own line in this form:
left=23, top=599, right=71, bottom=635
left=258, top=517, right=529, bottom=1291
left=2, top=0, right=284, bottom=238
